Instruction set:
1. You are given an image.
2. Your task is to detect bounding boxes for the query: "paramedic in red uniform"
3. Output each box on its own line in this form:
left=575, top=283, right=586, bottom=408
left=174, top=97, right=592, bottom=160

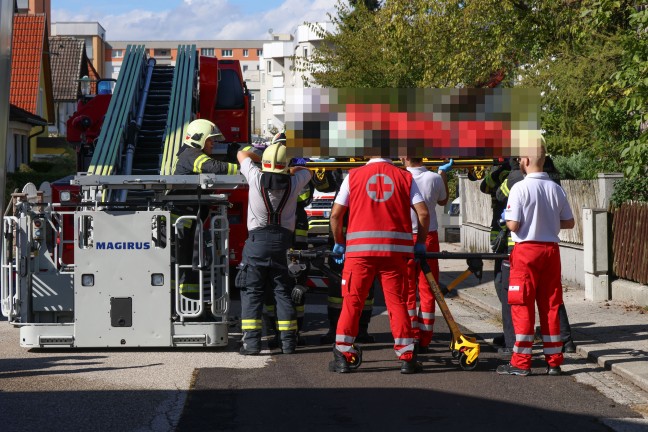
left=328, top=157, right=430, bottom=374
left=402, top=157, right=452, bottom=353
left=498, top=143, right=575, bottom=376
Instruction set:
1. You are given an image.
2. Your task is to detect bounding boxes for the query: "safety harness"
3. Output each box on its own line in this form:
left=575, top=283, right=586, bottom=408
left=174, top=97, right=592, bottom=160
left=260, top=172, right=292, bottom=226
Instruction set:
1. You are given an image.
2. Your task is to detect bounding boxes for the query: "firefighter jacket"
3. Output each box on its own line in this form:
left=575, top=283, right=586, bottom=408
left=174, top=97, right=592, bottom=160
left=173, top=145, right=239, bottom=175
left=346, top=162, right=414, bottom=259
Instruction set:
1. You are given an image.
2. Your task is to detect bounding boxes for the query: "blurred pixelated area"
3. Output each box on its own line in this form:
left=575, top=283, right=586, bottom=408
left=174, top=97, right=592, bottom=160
left=285, top=88, right=541, bottom=158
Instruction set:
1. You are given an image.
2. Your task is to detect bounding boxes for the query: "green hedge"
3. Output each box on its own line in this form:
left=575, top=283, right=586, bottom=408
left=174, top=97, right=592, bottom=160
left=610, top=177, right=648, bottom=208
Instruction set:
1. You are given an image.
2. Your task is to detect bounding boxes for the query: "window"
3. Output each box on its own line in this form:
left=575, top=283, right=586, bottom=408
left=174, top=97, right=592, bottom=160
left=111, top=49, right=123, bottom=58
left=266, top=60, right=272, bottom=73
left=250, top=94, right=255, bottom=101
left=243, top=65, right=248, bottom=72
left=243, top=49, right=249, bottom=57
left=154, top=49, right=170, bottom=57
left=201, top=48, right=214, bottom=56
left=257, top=49, right=263, bottom=56
left=303, top=48, right=308, bottom=58
left=222, top=49, right=233, bottom=57
left=267, top=90, right=272, bottom=101
left=256, top=64, right=260, bottom=70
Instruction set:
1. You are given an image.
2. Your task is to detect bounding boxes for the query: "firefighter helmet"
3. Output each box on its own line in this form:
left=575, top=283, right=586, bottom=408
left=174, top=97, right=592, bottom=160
left=184, top=119, right=225, bottom=149
left=271, top=132, right=286, bottom=146
left=262, top=143, right=288, bottom=174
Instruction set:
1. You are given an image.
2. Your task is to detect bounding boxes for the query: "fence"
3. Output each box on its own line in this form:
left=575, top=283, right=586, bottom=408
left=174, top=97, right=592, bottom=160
left=612, top=201, right=648, bottom=285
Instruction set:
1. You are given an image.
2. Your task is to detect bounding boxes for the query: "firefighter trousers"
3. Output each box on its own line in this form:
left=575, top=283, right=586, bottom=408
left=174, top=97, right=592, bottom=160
left=336, top=256, right=414, bottom=360
left=508, top=242, right=564, bottom=370
left=239, top=227, right=297, bottom=352
left=406, top=231, right=440, bottom=348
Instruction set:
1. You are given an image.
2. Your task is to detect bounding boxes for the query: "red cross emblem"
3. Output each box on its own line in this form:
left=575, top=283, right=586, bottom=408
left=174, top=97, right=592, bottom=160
left=366, top=174, right=394, bottom=202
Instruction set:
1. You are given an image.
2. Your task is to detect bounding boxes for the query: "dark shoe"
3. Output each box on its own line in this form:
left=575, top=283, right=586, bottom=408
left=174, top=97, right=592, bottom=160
left=329, top=347, right=351, bottom=373
left=355, top=332, right=375, bottom=344
left=400, top=359, right=423, bottom=374
left=497, top=347, right=513, bottom=359
left=496, top=363, right=530, bottom=376
left=493, top=334, right=505, bottom=347
left=267, top=337, right=279, bottom=350
left=320, top=331, right=335, bottom=345
left=417, top=344, right=430, bottom=354
left=562, top=339, right=576, bottom=353
left=239, top=346, right=260, bottom=356
left=547, top=366, right=562, bottom=376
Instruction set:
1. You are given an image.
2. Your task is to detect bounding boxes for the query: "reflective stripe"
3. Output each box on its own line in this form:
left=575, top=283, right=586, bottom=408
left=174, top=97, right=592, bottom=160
left=408, top=309, right=417, bottom=317
left=298, top=190, right=311, bottom=201
left=500, top=179, right=510, bottom=197
left=295, top=305, right=305, bottom=312
left=543, top=346, right=562, bottom=355
left=364, top=298, right=374, bottom=306
left=346, top=244, right=413, bottom=254
left=394, top=338, right=414, bottom=346
left=193, top=154, right=210, bottom=173
left=395, top=343, right=415, bottom=356
left=336, top=344, right=358, bottom=354
left=336, top=334, right=354, bottom=344
left=241, top=319, right=262, bottom=330
left=418, top=323, right=434, bottom=331
left=513, top=346, right=533, bottom=354
left=227, top=163, right=239, bottom=175
left=277, top=320, right=298, bottom=331
left=516, top=334, right=534, bottom=342
left=543, top=335, right=562, bottom=343
left=295, top=228, right=308, bottom=237
left=418, top=311, right=434, bottom=320
left=328, top=296, right=343, bottom=304
left=347, top=231, right=413, bottom=241
left=179, top=283, right=199, bottom=294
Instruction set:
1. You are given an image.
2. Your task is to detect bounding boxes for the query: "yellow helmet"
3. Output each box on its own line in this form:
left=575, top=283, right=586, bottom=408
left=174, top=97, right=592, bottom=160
left=262, top=143, right=288, bottom=173
left=184, top=119, right=225, bottom=149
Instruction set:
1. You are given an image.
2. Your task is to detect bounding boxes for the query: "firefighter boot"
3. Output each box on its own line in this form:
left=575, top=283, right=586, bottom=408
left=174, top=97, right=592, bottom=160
left=355, top=309, right=375, bottom=344
left=320, top=307, right=341, bottom=345
left=329, top=346, right=351, bottom=373
left=400, top=352, right=423, bottom=374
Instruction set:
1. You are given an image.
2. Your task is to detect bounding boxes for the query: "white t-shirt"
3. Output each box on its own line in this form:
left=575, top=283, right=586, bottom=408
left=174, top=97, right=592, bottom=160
left=240, top=158, right=312, bottom=231
left=407, top=166, right=446, bottom=232
left=335, top=159, right=423, bottom=206
left=505, top=172, right=574, bottom=243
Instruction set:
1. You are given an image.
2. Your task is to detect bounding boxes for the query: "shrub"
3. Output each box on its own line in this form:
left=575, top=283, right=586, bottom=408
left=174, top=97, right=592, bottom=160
left=610, top=176, right=648, bottom=207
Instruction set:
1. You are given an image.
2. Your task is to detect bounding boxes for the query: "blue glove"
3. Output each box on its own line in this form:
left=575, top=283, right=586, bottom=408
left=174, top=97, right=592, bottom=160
left=439, top=159, right=454, bottom=173
left=414, top=242, right=426, bottom=257
left=290, top=157, right=310, bottom=166
left=500, top=209, right=506, bottom=220
left=332, top=243, right=345, bottom=265
left=252, top=141, right=268, bottom=150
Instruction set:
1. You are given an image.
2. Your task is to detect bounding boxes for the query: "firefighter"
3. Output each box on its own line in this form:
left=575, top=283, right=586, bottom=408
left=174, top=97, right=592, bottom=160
left=315, top=169, right=377, bottom=345
left=329, top=156, right=430, bottom=374
left=401, top=157, right=452, bottom=353
left=496, top=155, right=577, bottom=355
left=172, top=119, right=239, bottom=300
left=498, top=144, right=575, bottom=376
left=236, top=141, right=313, bottom=355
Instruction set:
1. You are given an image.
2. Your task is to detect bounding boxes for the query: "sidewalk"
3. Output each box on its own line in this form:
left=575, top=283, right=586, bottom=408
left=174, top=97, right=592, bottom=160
left=437, top=242, right=648, bottom=393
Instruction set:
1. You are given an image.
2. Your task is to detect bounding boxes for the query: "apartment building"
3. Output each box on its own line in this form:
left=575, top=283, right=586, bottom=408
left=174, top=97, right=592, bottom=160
left=259, top=22, right=334, bottom=137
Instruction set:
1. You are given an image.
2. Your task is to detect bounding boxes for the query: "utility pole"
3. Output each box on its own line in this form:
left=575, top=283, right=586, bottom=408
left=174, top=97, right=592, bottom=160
left=0, top=0, right=15, bottom=210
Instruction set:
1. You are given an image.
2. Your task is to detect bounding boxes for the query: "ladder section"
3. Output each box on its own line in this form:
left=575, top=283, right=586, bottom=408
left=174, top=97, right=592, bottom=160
left=130, top=65, right=175, bottom=175
left=87, top=45, right=148, bottom=176
left=160, top=44, right=197, bottom=176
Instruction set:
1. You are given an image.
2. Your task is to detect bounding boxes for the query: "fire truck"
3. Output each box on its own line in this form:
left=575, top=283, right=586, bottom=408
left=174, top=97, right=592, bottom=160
left=1, top=45, right=252, bottom=348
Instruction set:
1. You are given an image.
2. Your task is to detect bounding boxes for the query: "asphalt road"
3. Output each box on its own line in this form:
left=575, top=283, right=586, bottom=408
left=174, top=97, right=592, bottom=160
left=1, top=288, right=647, bottom=431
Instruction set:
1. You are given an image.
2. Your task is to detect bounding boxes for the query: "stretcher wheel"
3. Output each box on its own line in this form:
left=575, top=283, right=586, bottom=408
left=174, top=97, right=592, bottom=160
left=451, top=349, right=460, bottom=359
left=349, top=345, right=362, bottom=369
left=459, top=352, right=478, bottom=371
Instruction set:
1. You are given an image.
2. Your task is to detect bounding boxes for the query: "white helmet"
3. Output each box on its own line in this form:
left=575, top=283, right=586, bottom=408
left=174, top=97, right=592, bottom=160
left=262, top=143, right=288, bottom=174
left=184, top=119, right=225, bottom=149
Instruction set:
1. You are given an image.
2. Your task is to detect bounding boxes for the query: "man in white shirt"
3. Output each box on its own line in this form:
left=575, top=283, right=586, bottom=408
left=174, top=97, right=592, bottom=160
left=498, top=144, right=575, bottom=377
left=401, top=157, right=452, bottom=353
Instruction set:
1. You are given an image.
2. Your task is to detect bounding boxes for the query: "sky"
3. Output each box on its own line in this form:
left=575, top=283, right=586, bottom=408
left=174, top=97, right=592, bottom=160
left=51, top=0, right=338, bottom=41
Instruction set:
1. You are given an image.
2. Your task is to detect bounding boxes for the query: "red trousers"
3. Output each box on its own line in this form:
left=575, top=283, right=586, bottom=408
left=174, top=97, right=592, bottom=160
left=406, top=231, right=440, bottom=348
left=336, top=256, right=415, bottom=360
left=509, top=242, right=564, bottom=369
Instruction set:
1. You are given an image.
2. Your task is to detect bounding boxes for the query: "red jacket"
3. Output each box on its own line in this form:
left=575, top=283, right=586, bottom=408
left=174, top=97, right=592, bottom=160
left=346, top=161, right=414, bottom=258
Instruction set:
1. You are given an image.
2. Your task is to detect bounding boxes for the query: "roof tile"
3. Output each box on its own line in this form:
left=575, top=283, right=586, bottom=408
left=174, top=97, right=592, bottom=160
left=10, top=14, right=46, bottom=114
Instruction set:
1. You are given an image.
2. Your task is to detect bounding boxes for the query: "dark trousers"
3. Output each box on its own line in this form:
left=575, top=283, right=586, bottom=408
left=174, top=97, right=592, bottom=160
left=240, top=227, right=296, bottom=352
